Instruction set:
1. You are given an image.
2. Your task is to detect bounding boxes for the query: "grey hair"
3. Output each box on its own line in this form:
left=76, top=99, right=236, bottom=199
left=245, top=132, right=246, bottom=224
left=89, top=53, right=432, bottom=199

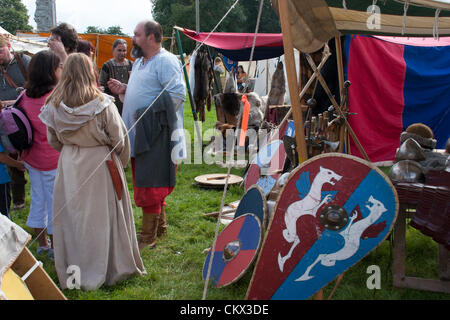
left=112, top=39, right=127, bottom=49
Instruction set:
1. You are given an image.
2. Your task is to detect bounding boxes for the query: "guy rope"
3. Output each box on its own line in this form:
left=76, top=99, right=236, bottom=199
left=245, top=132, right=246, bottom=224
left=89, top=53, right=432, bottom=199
left=202, top=0, right=264, bottom=301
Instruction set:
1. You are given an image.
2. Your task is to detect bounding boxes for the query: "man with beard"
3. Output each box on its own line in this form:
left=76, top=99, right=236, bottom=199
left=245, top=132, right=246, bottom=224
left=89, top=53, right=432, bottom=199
left=108, top=20, right=186, bottom=251
left=0, top=36, right=30, bottom=210
left=0, top=36, right=30, bottom=106
left=99, top=39, right=133, bottom=115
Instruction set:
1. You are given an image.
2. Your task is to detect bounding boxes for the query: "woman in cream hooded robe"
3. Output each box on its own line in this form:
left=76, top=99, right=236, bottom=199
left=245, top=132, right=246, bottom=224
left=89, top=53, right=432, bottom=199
left=39, top=53, right=145, bottom=291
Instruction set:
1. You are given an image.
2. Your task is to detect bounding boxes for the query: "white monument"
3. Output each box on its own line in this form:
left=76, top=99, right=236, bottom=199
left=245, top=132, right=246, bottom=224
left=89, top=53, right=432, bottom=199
left=34, top=0, right=57, bottom=32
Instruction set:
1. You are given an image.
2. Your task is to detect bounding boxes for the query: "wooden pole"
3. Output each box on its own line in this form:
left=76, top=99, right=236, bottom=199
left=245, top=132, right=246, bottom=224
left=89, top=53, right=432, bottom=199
left=278, top=0, right=308, bottom=164
left=335, top=36, right=350, bottom=155
left=335, top=37, right=345, bottom=102
left=95, top=33, right=100, bottom=70
left=196, top=0, right=200, bottom=32
left=174, top=28, right=203, bottom=150
left=175, top=28, right=198, bottom=122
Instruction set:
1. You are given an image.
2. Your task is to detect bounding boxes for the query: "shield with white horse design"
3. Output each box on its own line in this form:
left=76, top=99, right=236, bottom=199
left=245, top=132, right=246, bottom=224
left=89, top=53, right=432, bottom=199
left=246, top=153, right=398, bottom=300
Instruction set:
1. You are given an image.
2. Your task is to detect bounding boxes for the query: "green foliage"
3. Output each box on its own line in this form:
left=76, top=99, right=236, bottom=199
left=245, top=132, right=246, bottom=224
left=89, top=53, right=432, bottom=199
left=0, top=0, right=32, bottom=34
left=85, top=25, right=127, bottom=36
left=151, top=0, right=279, bottom=54
left=238, top=0, right=281, bottom=34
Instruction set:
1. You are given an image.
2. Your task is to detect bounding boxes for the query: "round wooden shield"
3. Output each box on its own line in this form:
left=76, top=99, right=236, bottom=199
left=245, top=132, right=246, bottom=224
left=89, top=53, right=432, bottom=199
left=203, top=214, right=262, bottom=288
left=246, top=153, right=398, bottom=300
left=195, top=174, right=243, bottom=189
left=234, top=185, right=268, bottom=231
left=244, top=120, right=295, bottom=195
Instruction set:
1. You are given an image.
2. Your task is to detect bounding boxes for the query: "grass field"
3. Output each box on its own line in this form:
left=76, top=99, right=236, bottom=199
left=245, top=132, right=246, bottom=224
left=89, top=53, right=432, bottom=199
left=10, top=100, right=449, bottom=300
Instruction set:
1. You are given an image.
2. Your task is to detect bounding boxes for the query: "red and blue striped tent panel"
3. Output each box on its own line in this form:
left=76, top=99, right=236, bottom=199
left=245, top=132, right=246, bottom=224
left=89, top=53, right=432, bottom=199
left=181, top=28, right=284, bottom=61
left=345, top=35, right=450, bottom=163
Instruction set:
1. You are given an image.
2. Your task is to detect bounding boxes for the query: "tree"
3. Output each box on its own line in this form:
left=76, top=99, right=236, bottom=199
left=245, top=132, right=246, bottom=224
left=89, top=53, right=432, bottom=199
left=85, top=25, right=126, bottom=36
left=151, top=0, right=246, bottom=54
left=239, top=0, right=281, bottom=33
left=151, top=0, right=281, bottom=54
left=0, top=0, right=32, bottom=34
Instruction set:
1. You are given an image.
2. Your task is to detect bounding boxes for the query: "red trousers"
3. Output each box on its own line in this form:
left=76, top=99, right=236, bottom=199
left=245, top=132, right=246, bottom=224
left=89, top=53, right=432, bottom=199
left=131, top=158, right=175, bottom=214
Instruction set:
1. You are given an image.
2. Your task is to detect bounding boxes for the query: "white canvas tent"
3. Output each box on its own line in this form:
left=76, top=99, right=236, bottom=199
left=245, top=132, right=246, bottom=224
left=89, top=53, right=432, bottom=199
left=0, top=215, right=66, bottom=300
left=1, top=25, right=47, bottom=55
left=252, top=50, right=300, bottom=105
left=0, top=25, right=11, bottom=35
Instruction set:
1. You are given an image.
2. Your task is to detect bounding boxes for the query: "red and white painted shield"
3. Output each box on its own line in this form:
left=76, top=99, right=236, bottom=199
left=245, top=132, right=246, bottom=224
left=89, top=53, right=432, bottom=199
left=244, top=120, right=295, bottom=195
left=246, top=153, right=398, bottom=300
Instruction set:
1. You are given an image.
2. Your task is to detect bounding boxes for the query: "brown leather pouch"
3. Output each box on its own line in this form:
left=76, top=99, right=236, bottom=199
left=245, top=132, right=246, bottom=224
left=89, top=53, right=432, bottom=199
left=106, top=154, right=123, bottom=200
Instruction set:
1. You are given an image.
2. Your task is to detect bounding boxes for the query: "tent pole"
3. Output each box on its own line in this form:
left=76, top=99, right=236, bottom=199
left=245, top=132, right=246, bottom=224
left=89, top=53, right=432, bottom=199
left=196, top=0, right=200, bottom=32
left=206, top=46, right=222, bottom=94
left=95, top=33, right=100, bottom=70
left=175, top=28, right=203, bottom=150
left=336, top=37, right=345, bottom=103
left=266, top=59, right=269, bottom=96
left=278, top=0, right=308, bottom=164
left=335, top=36, right=349, bottom=155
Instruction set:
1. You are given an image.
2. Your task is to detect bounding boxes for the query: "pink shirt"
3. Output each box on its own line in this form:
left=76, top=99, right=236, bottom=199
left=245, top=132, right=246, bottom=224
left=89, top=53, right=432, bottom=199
left=19, top=92, right=60, bottom=171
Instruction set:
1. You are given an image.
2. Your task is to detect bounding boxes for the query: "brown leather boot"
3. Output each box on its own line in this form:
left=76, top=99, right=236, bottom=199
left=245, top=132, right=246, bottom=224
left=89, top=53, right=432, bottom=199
left=138, top=214, right=160, bottom=251
left=157, top=206, right=167, bottom=238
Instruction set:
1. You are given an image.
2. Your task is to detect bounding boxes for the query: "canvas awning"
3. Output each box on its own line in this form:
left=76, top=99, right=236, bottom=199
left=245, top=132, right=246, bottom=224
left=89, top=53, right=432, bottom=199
left=271, top=0, right=450, bottom=53
left=1, top=34, right=48, bottom=55
left=179, top=27, right=284, bottom=61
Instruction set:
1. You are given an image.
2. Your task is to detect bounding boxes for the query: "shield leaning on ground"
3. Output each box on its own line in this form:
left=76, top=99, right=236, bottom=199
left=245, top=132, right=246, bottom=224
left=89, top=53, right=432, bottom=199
left=246, top=153, right=398, bottom=300
left=195, top=173, right=243, bottom=189
left=203, top=214, right=262, bottom=288
left=233, top=185, right=268, bottom=231
left=244, top=120, right=295, bottom=195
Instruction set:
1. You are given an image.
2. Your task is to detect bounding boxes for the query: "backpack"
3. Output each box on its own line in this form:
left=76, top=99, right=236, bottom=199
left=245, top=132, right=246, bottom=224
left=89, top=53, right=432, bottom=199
left=0, top=91, right=33, bottom=155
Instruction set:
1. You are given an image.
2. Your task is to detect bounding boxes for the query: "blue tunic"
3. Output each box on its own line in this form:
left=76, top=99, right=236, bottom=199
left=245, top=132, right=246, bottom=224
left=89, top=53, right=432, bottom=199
left=122, top=48, right=186, bottom=157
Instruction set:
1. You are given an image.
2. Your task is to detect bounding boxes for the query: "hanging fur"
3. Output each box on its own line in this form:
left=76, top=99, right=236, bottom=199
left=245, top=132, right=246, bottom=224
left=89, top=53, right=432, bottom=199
left=214, top=92, right=264, bottom=132
left=194, top=48, right=213, bottom=122
left=265, top=61, right=286, bottom=123
left=224, top=72, right=237, bottom=94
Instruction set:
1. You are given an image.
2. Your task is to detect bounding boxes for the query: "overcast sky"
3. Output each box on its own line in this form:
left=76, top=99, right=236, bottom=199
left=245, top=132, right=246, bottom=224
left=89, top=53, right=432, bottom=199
left=21, top=0, right=153, bottom=36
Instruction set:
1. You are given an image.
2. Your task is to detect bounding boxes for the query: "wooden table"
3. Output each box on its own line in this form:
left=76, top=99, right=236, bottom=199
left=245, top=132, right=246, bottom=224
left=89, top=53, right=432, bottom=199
left=393, top=204, right=450, bottom=293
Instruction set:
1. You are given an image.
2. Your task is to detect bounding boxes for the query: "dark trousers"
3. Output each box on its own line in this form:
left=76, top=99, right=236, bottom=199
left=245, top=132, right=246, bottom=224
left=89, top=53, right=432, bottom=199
left=7, top=154, right=26, bottom=205
left=0, top=183, right=11, bottom=219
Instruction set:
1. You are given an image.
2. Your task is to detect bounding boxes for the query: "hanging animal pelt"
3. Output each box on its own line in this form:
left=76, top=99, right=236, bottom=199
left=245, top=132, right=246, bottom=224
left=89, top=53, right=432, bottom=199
left=265, top=61, right=286, bottom=122
left=194, top=47, right=214, bottom=122
left=224, top=72, right=237, bottom=94
left=214, top=92, right=264, bottom=133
